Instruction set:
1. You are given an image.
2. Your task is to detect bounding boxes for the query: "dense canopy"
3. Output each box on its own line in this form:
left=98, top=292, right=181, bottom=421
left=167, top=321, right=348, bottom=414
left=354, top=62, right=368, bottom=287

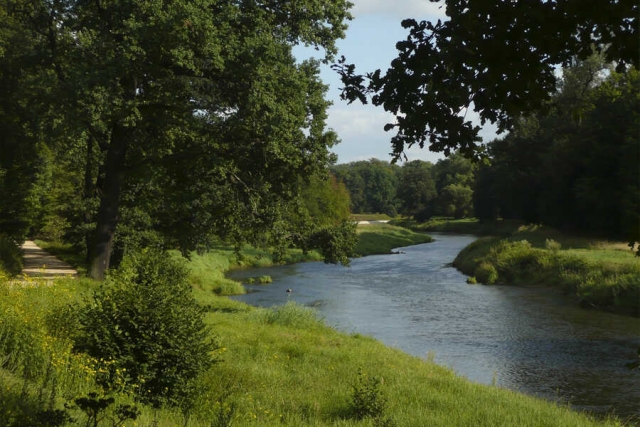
left=0, top=0, right=355, bottom=278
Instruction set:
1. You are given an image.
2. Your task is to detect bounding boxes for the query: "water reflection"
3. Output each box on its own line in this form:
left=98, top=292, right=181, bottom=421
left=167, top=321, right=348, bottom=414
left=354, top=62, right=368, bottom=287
left=229, top=233, right=640, bottom=419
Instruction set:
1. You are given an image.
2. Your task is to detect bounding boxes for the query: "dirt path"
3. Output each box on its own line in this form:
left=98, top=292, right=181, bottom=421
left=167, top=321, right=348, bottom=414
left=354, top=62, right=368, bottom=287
left=21, top=241, right=77, bottom=279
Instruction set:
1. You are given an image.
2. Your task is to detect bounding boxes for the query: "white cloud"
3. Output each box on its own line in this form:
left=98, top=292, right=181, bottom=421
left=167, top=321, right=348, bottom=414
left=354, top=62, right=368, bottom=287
left=328, top=105, right=393, bottom=141
left=327, top=105, right=444, bottom=164
left=350, top=0, right=447, bottom=20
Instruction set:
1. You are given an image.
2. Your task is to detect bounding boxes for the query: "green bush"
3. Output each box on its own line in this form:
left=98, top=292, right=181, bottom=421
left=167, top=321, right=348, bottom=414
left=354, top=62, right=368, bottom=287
left=258, top=275, right=272, bottom=284
left=76, top=249, right=218, bottom=407
left=0, top=234, right=23, bottom=277
left=545, top=238, right=561, bottom=253
left=466, top=276, right=478, bottom=284
left=350, top=369, right=396, bottom=427
left=474, top=262, right=498, bottom=284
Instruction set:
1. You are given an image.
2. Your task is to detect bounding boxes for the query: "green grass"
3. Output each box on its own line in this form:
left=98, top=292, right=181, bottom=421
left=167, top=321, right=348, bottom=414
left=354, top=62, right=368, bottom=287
left=0, top=258, right=624, bottom=426
left=355, top=223, right=433, bottom=256
left=391, top=217, right=522, bottom=236
left=453, top=225, right=640, bottom=316
left=177, top=245, right=323, bottom=298
left=350, top=213, right=392, bottom=222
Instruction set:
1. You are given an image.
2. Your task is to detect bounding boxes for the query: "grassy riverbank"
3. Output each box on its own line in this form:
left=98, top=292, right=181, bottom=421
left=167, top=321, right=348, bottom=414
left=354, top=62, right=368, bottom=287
left=0, top=271, right=623, bottom=427
left=355, top=223, right=433, bottom=256
left=391, top=217, right=522, bottom=236
left=436, top=222, right=640, bottom=316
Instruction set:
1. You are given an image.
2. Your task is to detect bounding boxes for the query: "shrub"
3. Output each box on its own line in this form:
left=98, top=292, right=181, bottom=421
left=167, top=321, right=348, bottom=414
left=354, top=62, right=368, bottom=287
left=350, top=369, right=396, bottom=427
left=474, top=262, right=498, bottom=284
left=258, top=275, right=272, bottom=284
left=76, top=249, right=217, bottom=407
left=0, top=234, right=23, bottom=277
left=466, top=276, right=478, bottom=284
left=545, top=238, right=561, bottom=253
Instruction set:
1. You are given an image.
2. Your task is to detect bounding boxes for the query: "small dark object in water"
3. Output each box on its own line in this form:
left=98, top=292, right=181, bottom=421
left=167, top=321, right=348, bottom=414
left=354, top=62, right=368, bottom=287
left=286, top=288, right=293, bottom=293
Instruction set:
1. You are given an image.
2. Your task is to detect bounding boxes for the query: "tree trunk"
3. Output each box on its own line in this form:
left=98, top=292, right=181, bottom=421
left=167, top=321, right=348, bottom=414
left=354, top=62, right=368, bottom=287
left=89, top=125, right=128, bottom=280
left=84, top=137, right=95, bottom=265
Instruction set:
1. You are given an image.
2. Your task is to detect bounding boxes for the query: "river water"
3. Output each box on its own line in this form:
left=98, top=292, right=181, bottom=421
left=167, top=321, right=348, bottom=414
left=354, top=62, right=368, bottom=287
left=228, top=233, right=640, bottom=420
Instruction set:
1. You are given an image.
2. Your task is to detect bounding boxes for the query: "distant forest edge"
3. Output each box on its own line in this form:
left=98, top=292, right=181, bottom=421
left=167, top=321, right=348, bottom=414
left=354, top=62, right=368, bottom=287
left=332, top=60, right=639, bottom=250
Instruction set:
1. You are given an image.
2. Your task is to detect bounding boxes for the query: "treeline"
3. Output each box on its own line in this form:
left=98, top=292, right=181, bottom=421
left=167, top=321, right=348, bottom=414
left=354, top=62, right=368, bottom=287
left=333, top=58, right=639, bottom=246
left=331, top=155, right=477, bottom=220
left=475, top=59, right=639, bottom=243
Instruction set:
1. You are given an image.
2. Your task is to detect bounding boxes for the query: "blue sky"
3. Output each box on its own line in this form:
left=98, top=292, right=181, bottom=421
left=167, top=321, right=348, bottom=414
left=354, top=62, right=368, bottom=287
left=295, top=0, right=497, bottom=164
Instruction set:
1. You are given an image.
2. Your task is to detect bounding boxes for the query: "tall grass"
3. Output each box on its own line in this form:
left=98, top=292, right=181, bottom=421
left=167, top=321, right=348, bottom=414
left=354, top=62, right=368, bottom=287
left=177, top=246, right=324, bottom=298
left=454, top=225, right=640, bottom=316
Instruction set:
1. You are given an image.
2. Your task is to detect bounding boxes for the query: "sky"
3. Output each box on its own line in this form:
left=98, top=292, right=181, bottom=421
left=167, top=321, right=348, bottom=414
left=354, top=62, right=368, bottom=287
left=294, top=0, right=498, bottom=165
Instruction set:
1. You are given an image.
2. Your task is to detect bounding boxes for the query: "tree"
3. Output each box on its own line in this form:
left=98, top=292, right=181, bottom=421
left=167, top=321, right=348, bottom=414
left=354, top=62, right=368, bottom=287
left=331, top=159, right=399, bottom=215
left=396, top=160, right=436, bottom=220
left=2, top=0, right=353, bottom=278
left=332, top=0, right=637, bottom=159
left=77, top=249, right=216, bottom=408
left=474, top=66, right=639, bottom=242
left=430, top=153, right=476, bottom=219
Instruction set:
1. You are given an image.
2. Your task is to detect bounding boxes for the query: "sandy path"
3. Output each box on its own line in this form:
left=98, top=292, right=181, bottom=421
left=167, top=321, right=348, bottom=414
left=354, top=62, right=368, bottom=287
left=20, top=241, right=78, bottom=279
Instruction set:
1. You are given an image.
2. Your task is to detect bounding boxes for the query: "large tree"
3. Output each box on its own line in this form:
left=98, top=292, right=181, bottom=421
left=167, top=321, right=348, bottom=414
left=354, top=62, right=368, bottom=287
left=2, top=0, right=353, bottom=278
left=333, top=0, right=637, bottom=159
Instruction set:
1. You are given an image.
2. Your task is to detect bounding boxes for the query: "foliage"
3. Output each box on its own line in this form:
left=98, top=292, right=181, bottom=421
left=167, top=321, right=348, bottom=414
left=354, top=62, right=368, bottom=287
left=258, top=275, right=272, bottom=284
left=73, top=393, right=139, bottom=427
left=76, top=249, right=217, bottom=407
left=334, top=154, right=476, bottom=220
left=545, top=239, right=562, bottom=254
left=474, top=66, right=639, bottom=248
left=396, top=160, right=437, bottom=220
left=474, top=262, right=498, bottom=285
left=0, top=234, right=23, bottom=277
left=1, top=0, right=354, bottom=279
left=333, top=0, right=637, bottom=159
left=332, top=159, right=400, bottom=215
left=350, top=369, right=396, bottom=427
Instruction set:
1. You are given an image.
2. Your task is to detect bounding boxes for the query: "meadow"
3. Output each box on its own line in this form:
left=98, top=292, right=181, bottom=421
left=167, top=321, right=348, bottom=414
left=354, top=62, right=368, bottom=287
left=0, top=230, right=633, bottom=426
left=0, top=273, right=625, bottom=427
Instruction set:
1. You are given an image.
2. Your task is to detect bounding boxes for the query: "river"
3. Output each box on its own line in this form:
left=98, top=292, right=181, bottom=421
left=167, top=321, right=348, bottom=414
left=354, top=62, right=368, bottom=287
left=228, top=233, right=640, bottom=420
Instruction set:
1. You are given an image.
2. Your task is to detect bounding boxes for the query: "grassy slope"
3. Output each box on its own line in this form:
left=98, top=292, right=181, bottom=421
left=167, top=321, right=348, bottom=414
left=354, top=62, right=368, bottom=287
left=3, top=229, right=628, bottom=424
left=355, top=223, right=433, bottom=256
left=0, top=275, right=621, bottom=427
left=436, top=221, right=640, bottom=316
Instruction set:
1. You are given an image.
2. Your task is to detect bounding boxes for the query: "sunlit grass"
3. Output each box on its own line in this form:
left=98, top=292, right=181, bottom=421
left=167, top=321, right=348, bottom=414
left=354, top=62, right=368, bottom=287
left=391, top=217, right=523, bottom=236
left=355, top=223, right=433, bottom=256
left=0, top=255, right=623, bottom=426
left=350, top=213, right=392, bottom=221
left=453, top=225, right=640, bottom=316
